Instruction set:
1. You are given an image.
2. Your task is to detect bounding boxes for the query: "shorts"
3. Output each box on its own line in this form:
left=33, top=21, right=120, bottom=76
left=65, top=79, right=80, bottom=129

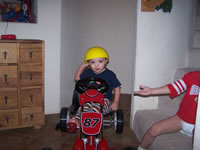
left=180, top=120, right=194, bottom=137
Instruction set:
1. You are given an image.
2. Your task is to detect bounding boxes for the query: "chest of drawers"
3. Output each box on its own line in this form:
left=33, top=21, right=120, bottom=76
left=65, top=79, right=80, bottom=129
left=0, top=40, right=44, bottom=130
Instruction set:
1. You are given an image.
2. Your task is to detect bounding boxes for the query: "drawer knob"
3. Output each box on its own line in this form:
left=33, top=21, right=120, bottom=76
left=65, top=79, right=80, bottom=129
left=30, top=114, right=34, bottom=121
left=4, top=96, right=8, bottom=104
left=29, top=51, right=33, bottom=59
left=5, top=116, right=9, bottom=124
left=30, top=94, right=33, bottom=102
left=3, top=51, right=7, bottom=59
left=4, top=74, right=8, bottom=83
left=29, top=72, right=33, bottom=80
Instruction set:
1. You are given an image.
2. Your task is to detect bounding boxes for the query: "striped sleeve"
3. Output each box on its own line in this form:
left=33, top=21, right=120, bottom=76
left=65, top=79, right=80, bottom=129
left=167, top=79, right=187, bottom=98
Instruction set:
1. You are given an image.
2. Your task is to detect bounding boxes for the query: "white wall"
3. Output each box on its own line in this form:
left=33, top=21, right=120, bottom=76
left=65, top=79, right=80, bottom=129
left=131, top=0, right=193, bottom=127
left=60, top=0, right=83, bottom=107
left=189, top=0, right=200, bottom=67
left=0, top=0, right=62, bottom=114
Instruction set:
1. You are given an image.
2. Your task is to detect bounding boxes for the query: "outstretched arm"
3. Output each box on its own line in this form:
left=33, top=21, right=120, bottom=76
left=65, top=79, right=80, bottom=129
left=134, top=85, right=170, bottom=97
left=111, top=87, right=120, bottom=111
left=74, top=62, right=89, bottom=81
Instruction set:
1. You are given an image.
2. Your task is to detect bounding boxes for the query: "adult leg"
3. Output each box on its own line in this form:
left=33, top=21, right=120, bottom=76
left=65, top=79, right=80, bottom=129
left=140, top=115, right=182, bottom=149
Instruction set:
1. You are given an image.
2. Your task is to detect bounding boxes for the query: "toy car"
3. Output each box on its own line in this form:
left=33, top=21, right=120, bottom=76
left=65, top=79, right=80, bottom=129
left=56, top=77, right=124, bottom=149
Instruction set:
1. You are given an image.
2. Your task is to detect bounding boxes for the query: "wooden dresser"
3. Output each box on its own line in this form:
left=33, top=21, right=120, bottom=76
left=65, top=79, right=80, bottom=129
left=0, top=40, right=44, bottom=130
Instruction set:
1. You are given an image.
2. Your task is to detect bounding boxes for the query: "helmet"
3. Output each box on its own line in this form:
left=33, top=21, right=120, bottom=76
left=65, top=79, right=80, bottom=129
left=84, top=46, right=109, bottom=63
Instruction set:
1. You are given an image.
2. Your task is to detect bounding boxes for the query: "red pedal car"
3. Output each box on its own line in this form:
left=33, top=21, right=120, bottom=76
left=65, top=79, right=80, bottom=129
left=56, top=77, right=124, bottom=150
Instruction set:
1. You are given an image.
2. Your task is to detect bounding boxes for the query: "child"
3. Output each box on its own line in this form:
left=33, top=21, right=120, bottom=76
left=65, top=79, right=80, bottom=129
left=69, top=46, right=121, bottom=129
left=132, top=71, right=200, bottom=150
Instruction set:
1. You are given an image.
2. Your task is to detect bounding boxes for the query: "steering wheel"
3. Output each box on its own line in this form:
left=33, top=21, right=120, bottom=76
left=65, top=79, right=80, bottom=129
left=75, top=77, right=109, bottom=94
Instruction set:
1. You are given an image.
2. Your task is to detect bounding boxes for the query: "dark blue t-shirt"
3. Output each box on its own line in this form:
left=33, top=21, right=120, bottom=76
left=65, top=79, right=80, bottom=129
left=80, top=68, right=121, bottom=101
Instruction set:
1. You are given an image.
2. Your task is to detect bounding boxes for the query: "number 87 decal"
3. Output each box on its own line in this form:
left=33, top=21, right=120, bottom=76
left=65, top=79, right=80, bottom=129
left=81, top=112, right=102, bottom=135
left=83, top=118, right=100, bottom=128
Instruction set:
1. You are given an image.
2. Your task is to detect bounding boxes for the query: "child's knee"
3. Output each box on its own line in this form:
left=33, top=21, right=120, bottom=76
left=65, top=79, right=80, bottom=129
left=148, top=124, right=161, bottom=137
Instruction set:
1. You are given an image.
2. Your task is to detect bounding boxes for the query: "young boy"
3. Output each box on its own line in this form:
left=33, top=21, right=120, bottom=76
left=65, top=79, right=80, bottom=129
left=132, top=71, right=200, bottom=150
left=69, top=46, right=121, bottom=128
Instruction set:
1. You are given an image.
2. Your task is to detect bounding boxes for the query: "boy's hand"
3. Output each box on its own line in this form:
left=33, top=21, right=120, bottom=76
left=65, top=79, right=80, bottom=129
left=80, top=61, right=89, bottom=68
left=111, top=102, right=118, bottom=112
left=134, top=85, right=152, bottom=96
left=74, top=62, right=89, bottom=81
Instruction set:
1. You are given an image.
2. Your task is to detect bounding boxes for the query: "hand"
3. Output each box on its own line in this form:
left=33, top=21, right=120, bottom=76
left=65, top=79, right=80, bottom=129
left=80, top=61, right=89, bottom=68
left=134, top=85, right=152, bottom=96
left=110, top=102, right=118, bottom=112
left=74, top=61, right=89, bottom=81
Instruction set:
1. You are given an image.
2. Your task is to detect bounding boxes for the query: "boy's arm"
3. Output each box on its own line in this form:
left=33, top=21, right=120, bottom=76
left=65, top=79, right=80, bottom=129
left=74, top=62, right=89, bottom=81
left=134, top=85, right=170, bottom=96
left=111, top=87, right=120, bottom=111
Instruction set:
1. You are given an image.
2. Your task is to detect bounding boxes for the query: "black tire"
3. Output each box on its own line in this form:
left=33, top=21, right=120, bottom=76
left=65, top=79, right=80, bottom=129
left=115, top=109, right=124, bottom=133
left=60, top=107, right=70, bottom=132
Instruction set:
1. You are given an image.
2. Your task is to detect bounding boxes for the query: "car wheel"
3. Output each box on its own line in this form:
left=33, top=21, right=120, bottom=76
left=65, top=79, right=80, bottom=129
left=60, top=107, right=70, bottom=132
left=114, top=109, right=124, bottom=133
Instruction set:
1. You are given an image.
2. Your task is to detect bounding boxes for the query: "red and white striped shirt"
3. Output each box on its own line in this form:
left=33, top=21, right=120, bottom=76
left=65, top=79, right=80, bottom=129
left=167, top=71, right=200, bottom=124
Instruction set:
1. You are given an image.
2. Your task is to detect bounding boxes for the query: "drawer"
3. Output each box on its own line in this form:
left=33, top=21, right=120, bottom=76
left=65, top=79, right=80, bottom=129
left=21, top=106, right=44, bottom=125
left=20, top=87, right=43, bottom=107
left=0, top=110, right=19, bottom=129
left=0, top=66, right=18, bottom=88
left=20, top=65, right=42, bottom=86
left=19, top=43, right=42, bottom=64
left=0, top=88, right=18, bottom=110
left=0, top=43, right=18, bottom=64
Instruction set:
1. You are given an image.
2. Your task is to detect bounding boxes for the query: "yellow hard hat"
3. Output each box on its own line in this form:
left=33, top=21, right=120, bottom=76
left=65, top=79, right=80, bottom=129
left=84, top=46, right=109, bottom=63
